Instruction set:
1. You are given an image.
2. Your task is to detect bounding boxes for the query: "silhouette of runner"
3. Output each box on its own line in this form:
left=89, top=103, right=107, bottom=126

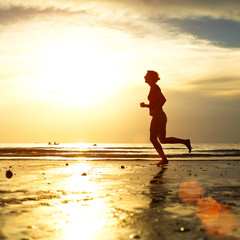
left=140, top=70, right=191, bottom=165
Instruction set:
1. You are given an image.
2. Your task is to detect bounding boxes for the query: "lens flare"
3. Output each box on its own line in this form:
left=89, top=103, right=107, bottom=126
left=179, top=180, right=237, bottom=239
left=196, top=197, right=221, bottom=223
left=198, top=202, right=236, bottom=237
left=178, top=180, right=204, bottom=205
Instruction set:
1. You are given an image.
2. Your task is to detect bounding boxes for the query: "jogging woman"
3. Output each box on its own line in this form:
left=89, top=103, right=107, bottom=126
left=140, top=70, right=191, bottom=165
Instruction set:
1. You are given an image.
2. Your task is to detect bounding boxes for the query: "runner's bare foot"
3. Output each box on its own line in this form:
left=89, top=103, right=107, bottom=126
left=186, top=139, right=192, bottom=153
left=156, top=158, right=169, bottom=166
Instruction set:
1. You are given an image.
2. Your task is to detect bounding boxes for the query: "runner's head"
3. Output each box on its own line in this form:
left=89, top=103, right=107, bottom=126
left=144, top=70, right=160, bottom=84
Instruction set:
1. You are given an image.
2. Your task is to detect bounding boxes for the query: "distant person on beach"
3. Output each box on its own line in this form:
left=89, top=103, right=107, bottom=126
left=140, top=70, right=192, bottom=166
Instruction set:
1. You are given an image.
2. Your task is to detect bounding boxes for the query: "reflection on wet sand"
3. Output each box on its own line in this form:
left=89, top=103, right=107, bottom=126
left=178, top=177, right=237, bottom=238
left=52, top=165, right=107, bottom=240
left=149, top=166, right=168, bottom=209
left=0, top=161, right=157, bottom=240
left=148, top=164, right=239, bottom=239
left=1, top=160, right=240, bottom=239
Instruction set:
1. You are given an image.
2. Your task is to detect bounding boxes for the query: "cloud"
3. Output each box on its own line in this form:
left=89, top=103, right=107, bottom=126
left=3, top=0, right=240, bottom=24
left=188, top=76, right=240, bottom=96
left=0, top=5, right=87, bottom=25
left=99, top=0, right=240, bottom=48
left=114, top=0, right=240, bottom=20
left=0, top=4, right=154, bottom=39
left=2, top=1, right=240, bottom=49
left=156, top=17, right=240, bottom=48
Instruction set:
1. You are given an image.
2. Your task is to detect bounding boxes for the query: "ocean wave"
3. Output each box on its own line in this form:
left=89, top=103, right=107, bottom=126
left=0, top=144, right=240, bottom=161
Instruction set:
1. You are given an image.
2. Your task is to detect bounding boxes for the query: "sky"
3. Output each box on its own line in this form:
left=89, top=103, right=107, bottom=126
left=0, top=0, right=240, bottom=143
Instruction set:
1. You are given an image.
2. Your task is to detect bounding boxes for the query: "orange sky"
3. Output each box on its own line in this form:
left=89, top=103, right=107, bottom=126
left=1, top=0, right=240, bottom=143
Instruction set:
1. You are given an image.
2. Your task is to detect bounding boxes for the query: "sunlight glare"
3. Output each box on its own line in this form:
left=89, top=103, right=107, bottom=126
left=55, top=163, right=108, bottom=240
left=33, top=38, right=123, bottom=107
left=59, top=200, right=107, bottom=240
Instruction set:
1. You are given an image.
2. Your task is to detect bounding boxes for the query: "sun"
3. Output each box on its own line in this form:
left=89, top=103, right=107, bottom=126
left=32, top=38, right=123, bottom=107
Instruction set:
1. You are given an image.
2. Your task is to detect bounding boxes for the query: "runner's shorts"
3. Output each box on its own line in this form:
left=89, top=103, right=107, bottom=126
left=150, top=110, right=167, bottom=137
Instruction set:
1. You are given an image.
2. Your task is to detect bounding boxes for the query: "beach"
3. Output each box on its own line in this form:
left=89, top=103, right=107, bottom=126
left=1, top=158, right=240, bottom=240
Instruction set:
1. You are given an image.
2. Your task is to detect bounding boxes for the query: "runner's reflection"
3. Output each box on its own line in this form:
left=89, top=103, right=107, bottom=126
left=149, top=166, right=168, bottom=209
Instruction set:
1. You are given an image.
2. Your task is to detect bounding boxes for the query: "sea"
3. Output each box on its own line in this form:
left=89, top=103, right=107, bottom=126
left=0, top=143, right=240, bottom=161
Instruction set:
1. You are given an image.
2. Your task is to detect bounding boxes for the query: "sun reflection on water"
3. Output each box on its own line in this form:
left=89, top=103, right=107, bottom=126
left=51, top=163, right=109, bottom=240
left=57, top=200, right=107, bottom=240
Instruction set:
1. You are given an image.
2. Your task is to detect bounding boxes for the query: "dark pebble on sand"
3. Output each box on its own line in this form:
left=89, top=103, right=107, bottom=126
left=81, top=173, right=87, bottom=176
left=121, top=165, right=125, bottom=169
left=228, top=202, right=237, bottom=206
left=6, top=170, right=13, bottom=179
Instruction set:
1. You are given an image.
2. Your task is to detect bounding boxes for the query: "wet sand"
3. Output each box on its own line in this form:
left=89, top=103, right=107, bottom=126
left=1, top=160, right=240, bottom=240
